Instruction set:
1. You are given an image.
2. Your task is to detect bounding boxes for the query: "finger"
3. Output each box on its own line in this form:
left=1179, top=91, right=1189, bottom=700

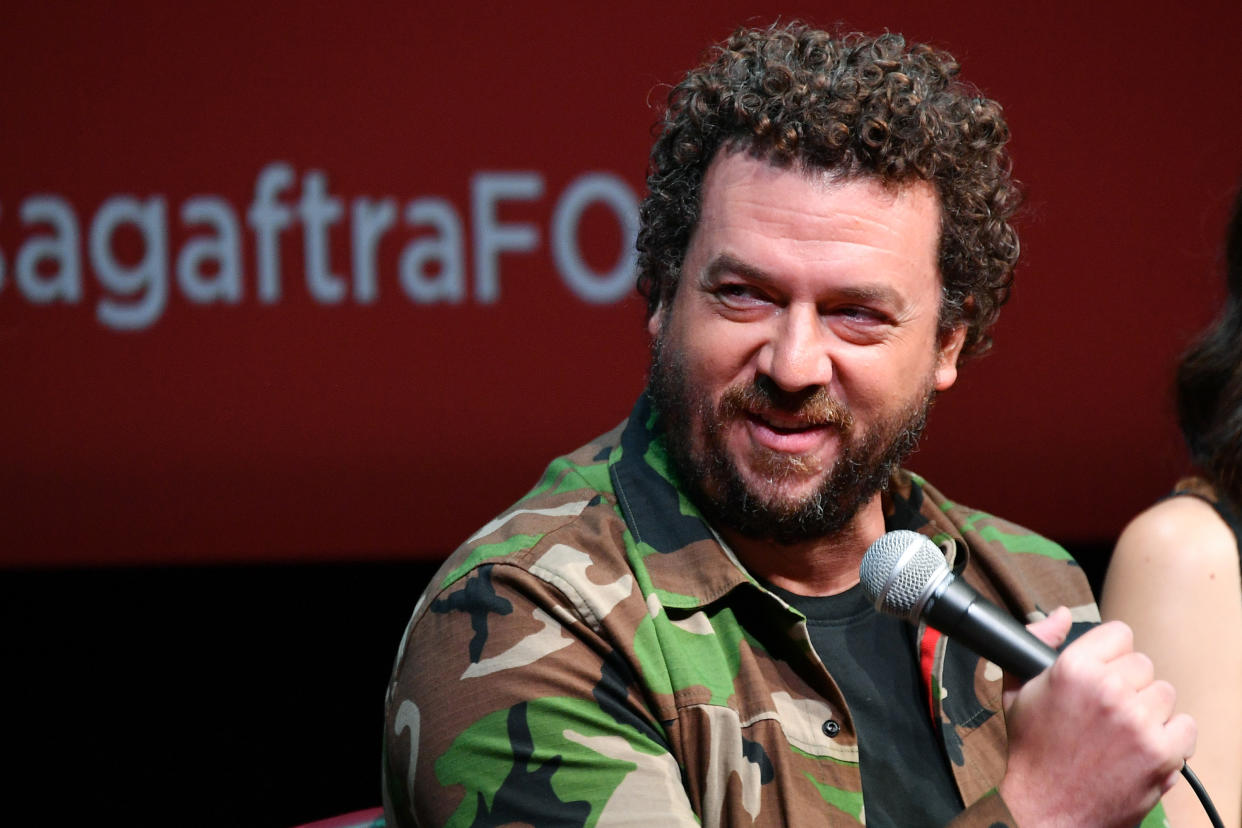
left=1133, top=678, right=1177, bottom=724
left=1147, top=714, right=1197, bottom=797
left=1003, top=607, right=1071, bottom=703
left=1060, top=618, right=1134, bottom=662
left=1164, top=711, right=1198, bottom=762
left=1149, top=713, right=1198, bottom=797
left=1108, top=650, right=1156, bottom=690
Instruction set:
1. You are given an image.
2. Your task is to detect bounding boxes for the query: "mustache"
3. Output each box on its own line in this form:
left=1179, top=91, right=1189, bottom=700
left=718, top=378, right=854, bottom=430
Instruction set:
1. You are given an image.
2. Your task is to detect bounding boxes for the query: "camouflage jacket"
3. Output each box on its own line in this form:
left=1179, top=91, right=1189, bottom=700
left=383, top=394, right=1107, bottom=826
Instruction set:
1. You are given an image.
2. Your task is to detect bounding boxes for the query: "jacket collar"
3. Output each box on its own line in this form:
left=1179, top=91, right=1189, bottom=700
left=608, top=392, right=970, bottom=607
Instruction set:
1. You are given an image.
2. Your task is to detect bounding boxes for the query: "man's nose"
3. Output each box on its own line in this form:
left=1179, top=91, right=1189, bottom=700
left=758, top=306, right=832, bottom=392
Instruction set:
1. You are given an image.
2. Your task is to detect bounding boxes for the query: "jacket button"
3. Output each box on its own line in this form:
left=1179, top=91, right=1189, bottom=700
left=822, top=719, right=840, bottom=737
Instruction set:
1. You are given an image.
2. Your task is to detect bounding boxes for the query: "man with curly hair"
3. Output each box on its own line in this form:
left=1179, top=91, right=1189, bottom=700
left=384, top=22, right=1194, bottom=826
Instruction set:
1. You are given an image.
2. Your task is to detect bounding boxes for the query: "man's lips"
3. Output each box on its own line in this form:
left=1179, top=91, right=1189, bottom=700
left=743, top=411, right=836, bottom=454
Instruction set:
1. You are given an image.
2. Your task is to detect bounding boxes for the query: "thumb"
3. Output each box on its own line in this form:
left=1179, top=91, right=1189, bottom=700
left=1025, top=605, right=1073, bottom=649
left=1002, top=606, right=1071, bottom=703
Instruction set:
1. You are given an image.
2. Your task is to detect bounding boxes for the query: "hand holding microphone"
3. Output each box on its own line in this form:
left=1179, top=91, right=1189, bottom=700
left=860, top=530, right=1207, bottom=828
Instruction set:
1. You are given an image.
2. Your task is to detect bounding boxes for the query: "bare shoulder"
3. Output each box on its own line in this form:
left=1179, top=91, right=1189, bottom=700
left=1112, top=495, right=1239, bottom=573
left=1103, top=496, right=1238, bottom=612
left=1102, top=493, right=1242, bottom=672
left=1102, top=495, right=1241, bottom=626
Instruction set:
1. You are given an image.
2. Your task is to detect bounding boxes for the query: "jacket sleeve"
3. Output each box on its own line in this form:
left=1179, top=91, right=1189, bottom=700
left=946, top=789, right=1017, bottom=826
left=382, top=559, right=700, bottom=827
left=946, top=789, right=1168, bottom=827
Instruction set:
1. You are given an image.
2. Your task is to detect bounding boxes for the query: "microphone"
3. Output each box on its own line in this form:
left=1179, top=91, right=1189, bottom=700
left=858, top=529, right=1056, bottom=680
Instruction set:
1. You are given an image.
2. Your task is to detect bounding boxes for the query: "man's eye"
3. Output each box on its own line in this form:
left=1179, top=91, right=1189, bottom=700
left=835, top=306, right=883, bottom=322
left=716, top=284, right=766, bottom=303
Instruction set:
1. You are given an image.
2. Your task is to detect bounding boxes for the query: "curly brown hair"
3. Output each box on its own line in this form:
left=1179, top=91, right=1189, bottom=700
left=636, top=22, right=1022, bottom=358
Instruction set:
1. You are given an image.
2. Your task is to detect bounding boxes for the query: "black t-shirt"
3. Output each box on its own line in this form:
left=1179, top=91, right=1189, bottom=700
left=761, top=482, right=962, bottom=826
left=767, top=581, right=962, bottom=827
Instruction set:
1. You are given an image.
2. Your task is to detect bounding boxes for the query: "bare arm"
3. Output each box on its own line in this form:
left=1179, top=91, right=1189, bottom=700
left=1101, top=497, right=1242, bottom=828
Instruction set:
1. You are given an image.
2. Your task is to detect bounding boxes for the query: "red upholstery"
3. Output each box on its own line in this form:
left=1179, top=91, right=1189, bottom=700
left=291, top=806, right=385, bottom=828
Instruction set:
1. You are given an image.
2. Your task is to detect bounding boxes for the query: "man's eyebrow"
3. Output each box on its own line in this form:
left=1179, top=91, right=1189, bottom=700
left=833, top=283, right=905, bottom=307
left=704, top=253, right=772, bottom=284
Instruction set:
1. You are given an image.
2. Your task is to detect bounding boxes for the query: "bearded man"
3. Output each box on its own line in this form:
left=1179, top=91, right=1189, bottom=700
left=383, top=22, right=1194, bottom=827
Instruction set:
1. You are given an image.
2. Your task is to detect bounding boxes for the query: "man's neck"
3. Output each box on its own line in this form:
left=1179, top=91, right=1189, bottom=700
left=719, top=495, right=888, bottom=597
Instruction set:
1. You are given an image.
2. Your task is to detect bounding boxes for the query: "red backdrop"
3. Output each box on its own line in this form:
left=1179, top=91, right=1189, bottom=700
left=3, top=1, right=1241, bottom=567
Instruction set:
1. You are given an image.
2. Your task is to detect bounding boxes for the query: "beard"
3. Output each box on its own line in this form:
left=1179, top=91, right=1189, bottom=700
left=648, top=335, right=936, bottom=545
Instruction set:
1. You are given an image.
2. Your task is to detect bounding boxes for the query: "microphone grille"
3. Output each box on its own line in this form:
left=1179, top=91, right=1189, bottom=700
left=859, top=530, right=948, bottom=621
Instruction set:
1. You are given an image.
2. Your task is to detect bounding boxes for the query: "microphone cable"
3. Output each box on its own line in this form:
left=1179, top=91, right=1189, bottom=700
left=1180, top=763, right=1224, bottom=828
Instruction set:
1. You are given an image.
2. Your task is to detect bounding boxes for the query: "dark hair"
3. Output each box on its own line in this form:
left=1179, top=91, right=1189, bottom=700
left=1177, top=186, right=1242, bottom=501
left=636, top=22, right=1022, bottom=359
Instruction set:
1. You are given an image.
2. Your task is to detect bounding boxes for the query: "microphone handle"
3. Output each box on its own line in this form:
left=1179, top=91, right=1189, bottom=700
left=923, top=577, right=1057, bottom=681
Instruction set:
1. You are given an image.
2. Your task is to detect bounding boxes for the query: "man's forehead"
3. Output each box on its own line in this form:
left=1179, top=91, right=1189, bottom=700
left=693, top=154, right=942, bottom=268
left=701, top=148, right=941, bottom=211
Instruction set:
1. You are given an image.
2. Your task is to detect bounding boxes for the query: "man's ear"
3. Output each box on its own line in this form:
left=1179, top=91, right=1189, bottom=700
left=934, top=324, right=968, bottom=392
left=647, top=302, right=666, bottom=339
